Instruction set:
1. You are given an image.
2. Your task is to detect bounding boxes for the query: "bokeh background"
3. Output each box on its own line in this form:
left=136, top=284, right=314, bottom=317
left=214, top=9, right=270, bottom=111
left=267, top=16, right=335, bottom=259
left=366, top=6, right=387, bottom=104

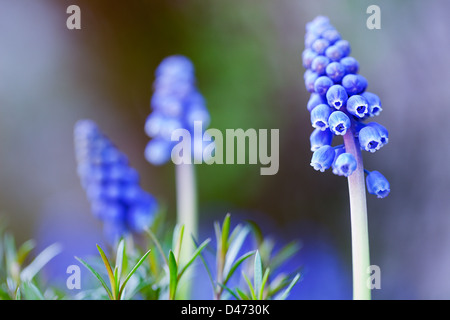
left=1, top=0, right=450, bottom=299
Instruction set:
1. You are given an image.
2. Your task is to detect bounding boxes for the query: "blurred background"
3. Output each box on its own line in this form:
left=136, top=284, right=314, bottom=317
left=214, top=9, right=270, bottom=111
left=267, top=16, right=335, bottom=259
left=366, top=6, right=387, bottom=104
left=1, top=0, right=450, bottom=299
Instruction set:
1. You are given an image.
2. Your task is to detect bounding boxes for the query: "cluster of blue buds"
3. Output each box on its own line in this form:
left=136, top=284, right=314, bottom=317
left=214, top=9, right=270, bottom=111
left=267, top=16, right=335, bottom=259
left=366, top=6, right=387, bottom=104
left=303, top=16, right=390, bottom=198
left=145, top=55, right=211, bottom=165
left=74, top=120, right=158, bottom=240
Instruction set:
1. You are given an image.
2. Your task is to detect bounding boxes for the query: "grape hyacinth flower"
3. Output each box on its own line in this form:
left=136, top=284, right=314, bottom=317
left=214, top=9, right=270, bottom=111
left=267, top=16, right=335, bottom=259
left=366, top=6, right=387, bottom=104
left=144, top=55, right=211, bottom=166
left=74, top=120, right=158, bottom=242
left=145, top=55, right=213, bottom=298
left=302, top=16, right=390, bottom=300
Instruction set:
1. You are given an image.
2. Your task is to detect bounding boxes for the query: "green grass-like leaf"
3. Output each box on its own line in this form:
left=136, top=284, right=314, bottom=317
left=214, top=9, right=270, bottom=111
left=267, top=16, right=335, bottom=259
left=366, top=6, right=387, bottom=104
left=178, top=238, right=211, bottom=280
left=223, top=250, right=255, bottom=286
left=259, top=268, right=270, bottom=300
left=223, top=225, right=250, bottom=277
left=75, top=256, right=113, bottom=300
left=119, top=249, right=151, bottom=299
left=221, top=214, right=231, bottom=253
left=20, top=243, right=62, bottom=282
left=96, top=244, right=116, bottom=299
left=16, top=240, right=36, bottom=266
left=173, top=224, right=185, bottom=263
left=168, top=250, right=178, bottom=300
left=21, top=281, right=45, bottom=300
left=242, top=272, right=256, bottom=300
left=253, top=251, right=262, bottom=299
left=275, top=273, right=301, bottom=300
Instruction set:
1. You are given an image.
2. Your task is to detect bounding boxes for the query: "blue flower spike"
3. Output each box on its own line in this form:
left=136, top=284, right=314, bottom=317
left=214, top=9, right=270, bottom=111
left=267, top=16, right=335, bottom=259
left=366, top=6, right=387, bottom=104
left=303, top=16, right=390, bottom=300
left=74, top=120, right=158, bottom=241
left=302, top=15, right=389, bottom=199
left=145, top=55, right=212, bottom=166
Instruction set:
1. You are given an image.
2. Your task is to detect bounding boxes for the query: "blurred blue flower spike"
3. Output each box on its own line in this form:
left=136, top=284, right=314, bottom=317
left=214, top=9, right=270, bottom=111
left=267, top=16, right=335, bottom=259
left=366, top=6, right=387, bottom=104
left=74, top=119, right=158, bottom=242
left=145, top=55, right=212, bottom=166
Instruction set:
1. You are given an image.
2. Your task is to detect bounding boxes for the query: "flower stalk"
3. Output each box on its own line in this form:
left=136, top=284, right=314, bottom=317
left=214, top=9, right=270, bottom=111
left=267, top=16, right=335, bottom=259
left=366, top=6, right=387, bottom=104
left=175, top=162, right=198, bottom=299
left=343, top=129, right=371, bottom=300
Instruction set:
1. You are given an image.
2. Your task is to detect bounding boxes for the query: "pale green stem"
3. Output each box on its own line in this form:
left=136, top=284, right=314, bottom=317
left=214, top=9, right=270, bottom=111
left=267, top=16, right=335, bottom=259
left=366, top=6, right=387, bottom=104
left=175, top=163, right=198, bottom=299
left=343, top=129, right=371, bottom=300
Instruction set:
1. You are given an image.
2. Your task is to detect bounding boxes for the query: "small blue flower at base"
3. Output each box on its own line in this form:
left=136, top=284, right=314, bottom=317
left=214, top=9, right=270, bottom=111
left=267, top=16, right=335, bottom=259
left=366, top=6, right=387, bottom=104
left=328, top=111, right=351, bottom=136
left=359, top=125, right=382, bottom=153
left=333, top=153, right=357, bottom=177
left=367, top=122, right=389, bottom=145
left=331, top=146, right=345, bottom=175
left=310, top=128, right=333, bottom=152
left=326, top=84, right=348, bottom=109
left=362, top=92, right=382, bottom=117
left=346, top=95, right=369, bottom=118
left=310, top=104, right=332, bottom=130
left=366, top=171, right=390, bottom=198
left=310, top=145, right=336, bottom=172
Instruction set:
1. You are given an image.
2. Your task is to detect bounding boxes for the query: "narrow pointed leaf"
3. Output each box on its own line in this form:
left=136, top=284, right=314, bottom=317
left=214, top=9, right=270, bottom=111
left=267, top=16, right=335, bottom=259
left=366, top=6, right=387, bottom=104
left=221, top=214, right=231, bottom=253
left=173, top=224, right=185, bottom=263
left=17, top=240, right=36, bottom=266
left=223, top=250, right=255, bottom=285
left=178, top=238, right=211, bottom=280
left=235, top=287, right=250, bottom=300
left=21, top=243, right=62, bottom=282
left=119, top=249, right=151, bottom=299
left=223, top=225, right=250, bottom=276
left=21, top=281, right=45, bottom=300
left=269, top=241, right=301, bottom=271
left=253, top=251, right=262, bottom=299
left=275, top=273, right=301, bottom=300
left=168, top=250, right=178, bottom=300
left=259, top=268, right=270, bottom=300
left=75, top=256, right=113, bottom=300
left=146, top=228, right=169, bottom=268
left=192, top=237, right=215, bottom=292
left=217, top=283, right=240, bottom=300
left=242, top=272, right=256, bottom=300
left=115, top=239, right=125, bottom=279
left=96, top=244, right=116, bottom=299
